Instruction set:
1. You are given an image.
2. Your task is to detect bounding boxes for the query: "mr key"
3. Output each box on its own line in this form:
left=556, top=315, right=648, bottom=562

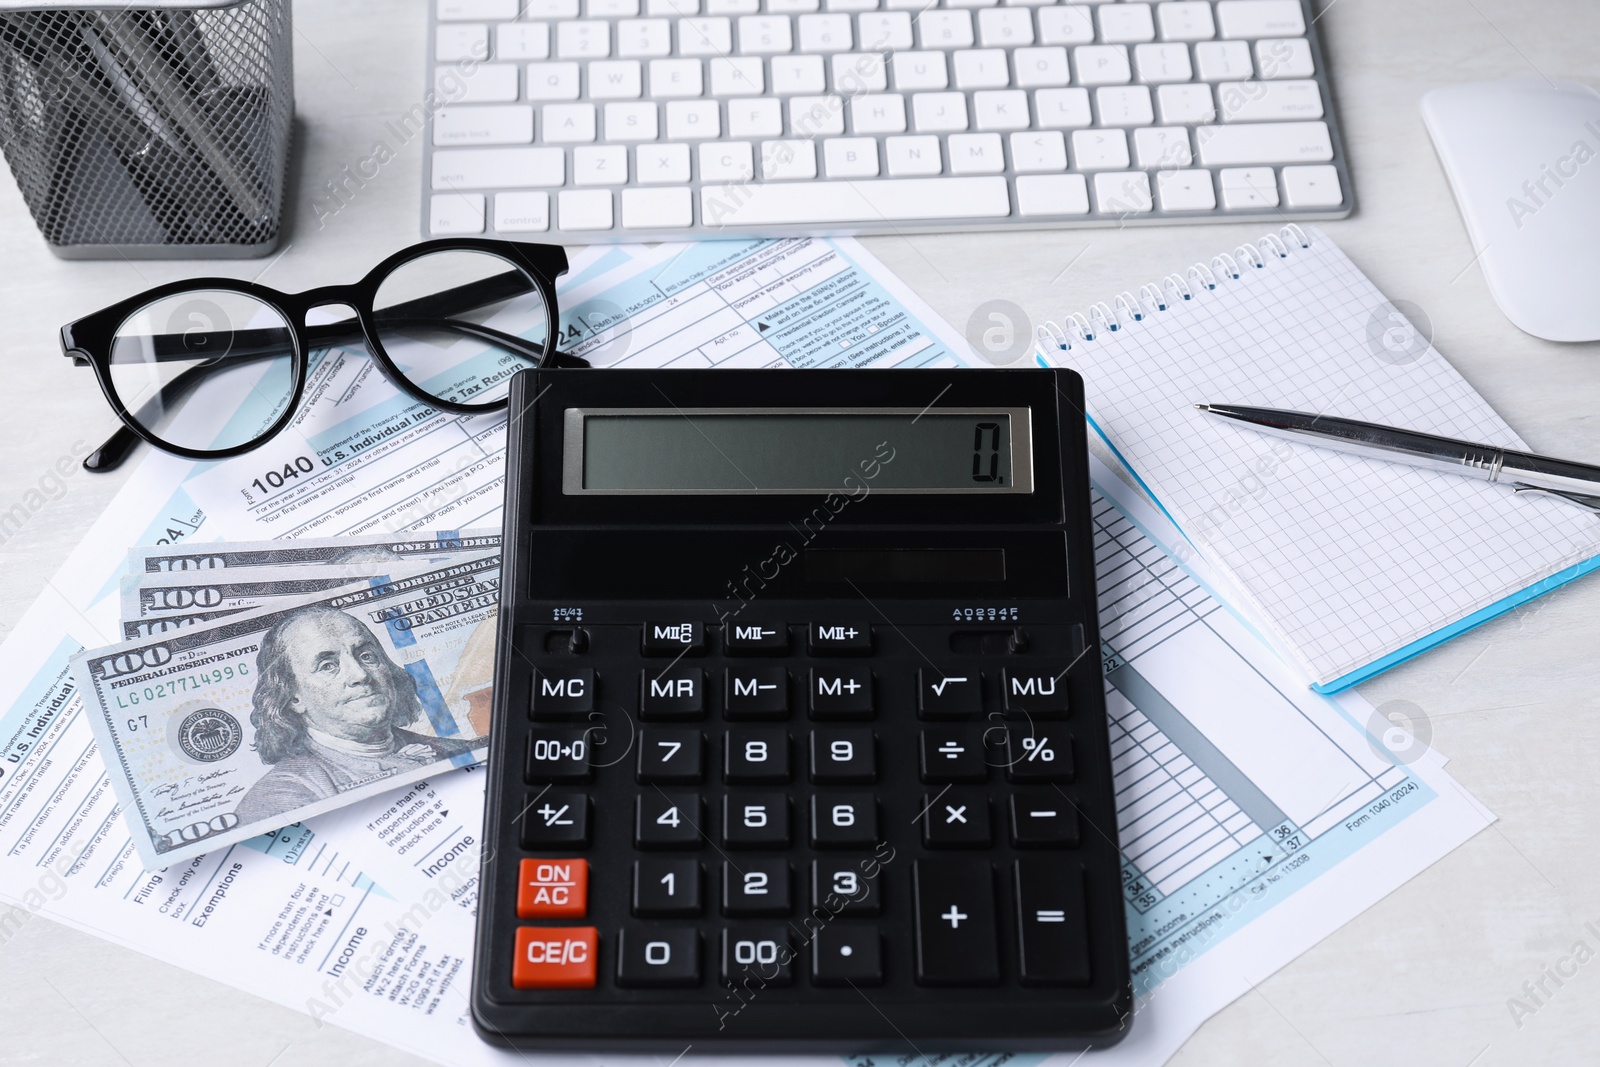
left=472, top=367, right=1131, bottom=1051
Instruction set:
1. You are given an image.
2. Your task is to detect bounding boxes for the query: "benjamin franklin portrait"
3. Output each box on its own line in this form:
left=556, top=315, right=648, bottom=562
left=234, top=604, right=481, bottom=823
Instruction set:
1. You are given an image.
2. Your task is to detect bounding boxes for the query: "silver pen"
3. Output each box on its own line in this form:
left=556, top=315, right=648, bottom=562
left=1195, top=403, right=1600, bottom=513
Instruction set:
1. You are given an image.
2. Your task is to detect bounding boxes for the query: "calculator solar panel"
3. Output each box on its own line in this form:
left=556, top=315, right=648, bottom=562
left=471, top=367, right=1131, bottom=1052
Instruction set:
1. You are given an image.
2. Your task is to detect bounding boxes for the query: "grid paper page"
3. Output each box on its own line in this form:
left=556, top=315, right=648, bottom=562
left=1053, top=226, right=1600, bottom=685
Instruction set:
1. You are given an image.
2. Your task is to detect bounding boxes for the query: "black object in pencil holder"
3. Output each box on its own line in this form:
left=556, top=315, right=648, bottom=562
left=0, top=0, right=293, bottom=259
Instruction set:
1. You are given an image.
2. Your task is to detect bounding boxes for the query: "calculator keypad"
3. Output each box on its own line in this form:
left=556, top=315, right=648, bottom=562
left=501, top=618, right=1109, bottom=1011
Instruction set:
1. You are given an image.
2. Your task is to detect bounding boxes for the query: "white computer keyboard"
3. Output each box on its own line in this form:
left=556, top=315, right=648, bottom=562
left=422, top=0, right=1351, bottom=241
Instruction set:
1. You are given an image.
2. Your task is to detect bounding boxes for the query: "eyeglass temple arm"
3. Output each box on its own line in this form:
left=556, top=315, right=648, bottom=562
left=85, top=312, right=589, bottom=473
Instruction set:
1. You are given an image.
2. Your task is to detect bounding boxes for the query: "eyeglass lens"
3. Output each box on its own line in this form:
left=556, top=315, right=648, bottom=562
left=371, top=248, right=552, bottom=407
left=108, top=290, right=297, bottom=453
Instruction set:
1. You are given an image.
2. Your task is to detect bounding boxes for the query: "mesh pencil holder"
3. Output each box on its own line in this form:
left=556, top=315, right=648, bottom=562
left=0, top=0, right=293, bottom=258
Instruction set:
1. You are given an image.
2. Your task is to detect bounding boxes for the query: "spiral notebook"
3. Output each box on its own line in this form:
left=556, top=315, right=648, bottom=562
left=1038, top=224, right=1600, bottom=692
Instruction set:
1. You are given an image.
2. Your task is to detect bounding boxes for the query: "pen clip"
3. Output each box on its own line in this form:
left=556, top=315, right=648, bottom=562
left=1511, top=484, right=1600, bottom=514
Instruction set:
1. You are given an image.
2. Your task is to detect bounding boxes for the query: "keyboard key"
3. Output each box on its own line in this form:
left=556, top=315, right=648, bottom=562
left=1010, top=793, right=1080, bottom=848
left=494, top=191, right=551, bottom=232
left=635, top=793, right=703, bottom=848
left=919, top=727, right=988, bottom=782
left=761, top=138, right=818, bottom=179
left=725, top=666, right=788, bottom=719
left=1013, top=46, right=1069, bottom=88
left=433, top=146, right=564, bottom=189
left=811, top=925, right=882, bottom=986
left=723, top=858, right=791, bottom=915
left=724, top=728, right=791, bottom=782
left=1036, top=5, right=1094, bottom=45
left=884, top=134, right=941, bottom=175
left=912, top=91, right=967, bottom=131
left=1218, top=79, right=1322, bottom=122
left=543, top=103, right=598, bottom=142
left=790, top=94, right=845, bottom=134
left=917, top=9, right=972, bottom=48
left=737, top=14, right=793, bottom=52
left=512, top=926, right=597, bottom=989
left=531, top=667, right=595, bottom=717
left=1282, top=163, right=1343, bottom=207
left=710, top=55, right=765, bottom=94
left=433, top=105, right=534, bottom=146
left=1157, top=168, right=1217, bottom=211
left=1219, top=165, right=1280, bottom=208
left=439, top=0, right=517, bottom=19
left=436, top=24, right=487, bottom=63
left=1096, top=85, right=1153, bottom=127
left=1014, top=859, right=1090, bottom=985
left=617, top=927, right=701, bottom=986
left=811, top=858, right=882, bottom=914
left=526, top=61, right=580, bottom=101
left=953, top=49, right=1007, bottom=89
left=977, top=6, right=1032, bottom=46
left=1195, top=120, right=1332, bottom=165
left=679, top=16, right=733, bottom=54
left=699, top=141, right=755, bottom=181
left=526, top=728, right=595, bottom=782
left=520, top=792, right=590, bottom=847
left=621, top=185, right=694, bottom=227
left=722, top=927, right=795, bottom=985
left=667, top=99, right=720, bottom=138
left=1016, top=174, right=1090, bottom=216
left=1256, top=37, right=1315, bottom=79
left=635, top=143, right=690, bottom=182
left=1133, top=41, right=1191, bottom=83
left=1002, top=669, right=1069, bottom=715
left=1156, top=0, right=1215, bottom=41
left=850, top=94, right=907, bottom=134
left=637, top=728, right=704, bottom=783
left=722, top=793, right=791, bottom=848
left=858, top=11, right=912, bottom=50
left=913, top=859, right=999, bottom=985
left=1194, top=39, right=1252, bottom=81
left=496, top=22, right=551, bottom=58
left=810, top=727, right=875, bottom=781
left=891, top=51, right=948, bottom=90
left=605, top=101, right=659, bottom=139
left=618, top=17, right=672, bottom=55
left=438, top=63, right=519, bottom=102
left=640, top=668, right=706, bottom=718
left=591, top=0, right=640, bottom=17
left=724, top=621, right=788, bottom=653
left=832, top=51, right=886, bottom=91
left=922, top=793, right=992, bottom=847
left=1217, top=0, right=1305, bottom=39
left=810, top=621, right=871, bottom=655
left=1157, top=83, right=1215, bottom=125
left=1133, top=125, right=1191, bottom=168
left=808, top=668, right=872, bottom=719
left=525, top=0, right=580, bottom=17
left=731, top=98, right=783, bottom=137
left=633, top=858, right=703, bottom=915
left=810, top=793, right=877, bottom=847
left=1071, top=128, right=1128, bottom=170
left=773, top=54, right=826, bottom=93
left=798, top=12, right=852, bottom=51
left=589, top=59, right=644, bottom=100
left=649, top=57, right=703, bottom=96
left=1073, top=44, right=1130, bottom=85
left=1003, top=726, right=1073, bottom=782
left=1094, top=170, right=1154, bottom=212
left=517, top=857, right=588, bottom=918
left=972, top=90, right=1029, bottom=131
left=573, top=144, right=628, bottom=185
left=1035, top=87, right=1092, bottom=129
left=917, top=668, right=982, bottom=717
left=700, top=176, right=1013, bottom=226
left=556, top=19, right=610, bottom=57
left=1097, top=2, right=1154, bottom=43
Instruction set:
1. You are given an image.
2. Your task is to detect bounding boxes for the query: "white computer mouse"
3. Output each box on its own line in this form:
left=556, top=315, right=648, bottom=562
left=1421, top=77, right=1600, bottom=343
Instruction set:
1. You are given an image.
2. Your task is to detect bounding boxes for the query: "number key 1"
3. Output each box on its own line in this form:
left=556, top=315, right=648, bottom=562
left=632, top=859, right=702, bottom=917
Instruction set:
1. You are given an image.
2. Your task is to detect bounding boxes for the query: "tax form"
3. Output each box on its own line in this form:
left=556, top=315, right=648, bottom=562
left=0, top=234, right=1491, bottom=1066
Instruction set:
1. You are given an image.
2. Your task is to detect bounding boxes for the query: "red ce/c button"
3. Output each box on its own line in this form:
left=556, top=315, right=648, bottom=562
left=512, top=926, right=598, bottom=989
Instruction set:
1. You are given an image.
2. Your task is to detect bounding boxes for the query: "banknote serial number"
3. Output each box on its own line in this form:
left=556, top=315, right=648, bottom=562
left=113, top=665, right=248, bottom=709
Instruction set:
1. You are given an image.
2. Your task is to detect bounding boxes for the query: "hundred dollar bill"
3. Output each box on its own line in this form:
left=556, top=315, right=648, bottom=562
left=127, top=528, right=500, bottom=574
left=75, top=553, right=502, bottom=870
left=118, top=555, right=497, bottom=640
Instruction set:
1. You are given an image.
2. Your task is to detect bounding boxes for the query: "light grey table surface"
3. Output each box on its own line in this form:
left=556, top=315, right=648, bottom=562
left=1, top=1, right=1597, bottom=1064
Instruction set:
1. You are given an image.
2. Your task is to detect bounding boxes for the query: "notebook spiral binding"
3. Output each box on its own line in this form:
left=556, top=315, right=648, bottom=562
left=1033, top=224, right=1313, bottom=357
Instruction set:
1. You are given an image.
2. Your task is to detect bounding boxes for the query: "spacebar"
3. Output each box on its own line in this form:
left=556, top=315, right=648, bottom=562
left=700, top=177, right=1011, bottom=227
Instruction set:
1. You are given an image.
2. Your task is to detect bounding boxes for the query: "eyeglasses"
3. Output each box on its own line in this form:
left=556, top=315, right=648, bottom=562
left=60, top=239, right=588, bottom=473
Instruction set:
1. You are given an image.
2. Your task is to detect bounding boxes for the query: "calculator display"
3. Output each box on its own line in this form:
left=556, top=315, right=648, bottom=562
left=565, top=408, right=1032, bottom=494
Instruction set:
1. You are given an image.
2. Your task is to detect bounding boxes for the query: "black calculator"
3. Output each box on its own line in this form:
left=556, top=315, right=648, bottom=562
left=472, top=368, right=1131, bottom=1052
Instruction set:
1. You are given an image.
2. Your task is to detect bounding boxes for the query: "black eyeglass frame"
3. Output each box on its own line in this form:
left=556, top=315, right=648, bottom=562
left=60, top=238, right=577, bottom=471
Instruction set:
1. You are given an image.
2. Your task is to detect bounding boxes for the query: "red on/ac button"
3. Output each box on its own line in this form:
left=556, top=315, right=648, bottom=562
left=517, top=858, right=588, bottom=918
left=513, top=926, right=598, bottom=989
